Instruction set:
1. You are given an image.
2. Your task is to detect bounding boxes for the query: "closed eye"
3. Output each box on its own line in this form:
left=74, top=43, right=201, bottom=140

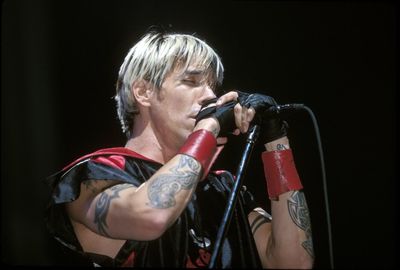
left=182, top=79, right=200, bottom=86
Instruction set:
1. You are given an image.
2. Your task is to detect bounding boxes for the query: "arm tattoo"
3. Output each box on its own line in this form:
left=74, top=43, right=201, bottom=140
left=287, top=191, right=314, bottom=258
left=147, top=155, right=200, bottom=209
left=94, top=183, right=133, bottom=237
left=276, top=143, right=287, bottom=150
left=250, top=214, right=270, bottom=234
left=210, top=127, right=219, bottom=138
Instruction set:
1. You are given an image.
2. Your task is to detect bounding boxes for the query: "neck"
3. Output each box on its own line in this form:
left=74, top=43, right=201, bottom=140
left=124, top=116, right=175, bottom=164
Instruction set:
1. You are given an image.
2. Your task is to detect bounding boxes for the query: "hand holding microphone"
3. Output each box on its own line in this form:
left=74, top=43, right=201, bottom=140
left=195, top=97, right=237, bottom=137
left=237, top=91, right=289, bottom=143
left=196, top=90, right=291, bottom=142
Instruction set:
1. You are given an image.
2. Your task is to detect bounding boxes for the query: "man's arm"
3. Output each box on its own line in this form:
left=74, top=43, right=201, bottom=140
left=248, top=136, right=314, bottom=269
left=66, top=118, right=220, bottom=241
left=66, top=153, right=201, bottom=241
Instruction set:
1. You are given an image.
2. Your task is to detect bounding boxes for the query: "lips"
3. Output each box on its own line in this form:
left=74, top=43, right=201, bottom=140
left=189, top=109, right=201, bottom=119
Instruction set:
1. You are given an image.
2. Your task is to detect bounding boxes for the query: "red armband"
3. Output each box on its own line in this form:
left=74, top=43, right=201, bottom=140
left=262, top=149, right=303, bottom=200
left=178, top=129, right=217, bottom=179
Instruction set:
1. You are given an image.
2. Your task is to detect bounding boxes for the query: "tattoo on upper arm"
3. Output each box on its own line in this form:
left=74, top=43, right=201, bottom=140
left=147, top=155, right=201, bottom=209
left=287, top=191, right=314, bottom=258
left=250, top=214, right=270, bottom=235
left=94, top=183, right=133, bottom=237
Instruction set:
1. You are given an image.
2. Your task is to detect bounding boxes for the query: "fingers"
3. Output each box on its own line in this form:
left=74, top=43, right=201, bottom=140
left=234, top=103, right=243, bottom=132
left=216, top=91, right=239, bottom=106
left=216, top=137, right=228, bottom=145
left=247, top=107, right=256, bottom=122
left=232, top=129, right=240, bottom=136
left=234, top=103, right=256, bottom=134
left=216, top=90, right=255, bottom=135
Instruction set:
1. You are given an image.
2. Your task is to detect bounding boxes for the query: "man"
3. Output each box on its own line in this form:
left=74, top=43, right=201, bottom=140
left=45, top=30, right=314, bottom=268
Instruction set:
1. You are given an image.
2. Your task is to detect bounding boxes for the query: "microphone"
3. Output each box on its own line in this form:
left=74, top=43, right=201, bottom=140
left=264, top=103, right=305, bottom=115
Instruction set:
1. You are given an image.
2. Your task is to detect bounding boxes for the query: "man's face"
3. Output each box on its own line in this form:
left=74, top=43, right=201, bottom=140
left=148, top=64, right=217, bottom=150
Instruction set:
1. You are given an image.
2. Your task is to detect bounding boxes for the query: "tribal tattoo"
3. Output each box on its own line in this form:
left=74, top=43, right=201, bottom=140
left=147, top=155, right=201, bottom=209
left=250, top=214, right=270, bottom=235
left=287, top=191, right=314, bottom=258
left=94, top=183, right=133, bottom=237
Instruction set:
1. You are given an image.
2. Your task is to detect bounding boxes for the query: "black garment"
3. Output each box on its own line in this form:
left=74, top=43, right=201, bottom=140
left=44, top=148, right=265, bottom=267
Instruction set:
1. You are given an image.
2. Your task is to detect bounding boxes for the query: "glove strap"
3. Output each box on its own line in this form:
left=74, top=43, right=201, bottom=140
left=178, top=129, right=217, bottom=179
left=262, top=149, right=303, bottom=200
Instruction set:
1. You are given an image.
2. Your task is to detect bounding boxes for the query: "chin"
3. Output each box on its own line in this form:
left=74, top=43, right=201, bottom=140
left=182, top=129, right=192, bottom=140
left=177, top=122, right=195, bottom=142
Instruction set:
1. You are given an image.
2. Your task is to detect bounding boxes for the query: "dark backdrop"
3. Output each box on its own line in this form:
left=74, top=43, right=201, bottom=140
left=1, top=0, right=397, bottom=268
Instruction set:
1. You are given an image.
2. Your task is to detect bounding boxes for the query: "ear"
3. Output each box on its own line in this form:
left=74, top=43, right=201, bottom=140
left=131, top=80, right=154, bottom=108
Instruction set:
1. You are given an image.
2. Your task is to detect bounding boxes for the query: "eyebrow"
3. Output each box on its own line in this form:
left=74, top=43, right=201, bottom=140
left=182, top=69, right=206, bottom=76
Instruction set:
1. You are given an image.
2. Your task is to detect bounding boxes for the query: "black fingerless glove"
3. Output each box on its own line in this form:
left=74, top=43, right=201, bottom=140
left=195, top=92, right=289, bottom=142
left=195, top=97, right=237, bottom=136
left=237, top=91, right=288, bottom=143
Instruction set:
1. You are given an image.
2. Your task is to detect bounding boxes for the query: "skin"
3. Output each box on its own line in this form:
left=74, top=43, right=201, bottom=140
left=249, top=137, right=314, bottom=268
left=65, top=63, right=314, bottom=268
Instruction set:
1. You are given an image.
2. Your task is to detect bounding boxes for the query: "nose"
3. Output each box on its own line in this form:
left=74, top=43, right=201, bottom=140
left=198, top=85, right=217, bottom=105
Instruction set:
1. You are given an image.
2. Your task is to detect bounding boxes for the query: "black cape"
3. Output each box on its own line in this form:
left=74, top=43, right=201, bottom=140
left=44, top=147, right=264, bottom=267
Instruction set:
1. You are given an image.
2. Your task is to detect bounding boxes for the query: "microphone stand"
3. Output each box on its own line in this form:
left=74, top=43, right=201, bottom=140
left=208, top=125, right=260, bottom=268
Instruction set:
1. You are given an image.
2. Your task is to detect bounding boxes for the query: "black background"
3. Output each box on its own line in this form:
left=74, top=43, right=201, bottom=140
left=1, top=0, right=398, bottom=268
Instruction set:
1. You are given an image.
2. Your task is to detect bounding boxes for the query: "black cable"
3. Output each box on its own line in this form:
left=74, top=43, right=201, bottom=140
left=301, top=105, right=334, bottom=269
left=206, top=103, right=334, bottom=268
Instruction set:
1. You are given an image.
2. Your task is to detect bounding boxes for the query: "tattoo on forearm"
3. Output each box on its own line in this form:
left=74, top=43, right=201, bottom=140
left=210, top=127, right=219, bottom=138
left=147, top=155, right=200, bottom=209
left=276, top=143, right=287, bottom=150
left=94, top=183, right=132, bottom=236
left=287, top=191, right=314, bottom=258
left=250, top=214, right=270, bottom=235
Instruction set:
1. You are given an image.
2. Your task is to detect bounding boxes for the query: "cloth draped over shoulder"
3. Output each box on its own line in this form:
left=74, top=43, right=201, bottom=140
left=44, top=147, right=264, bottom=267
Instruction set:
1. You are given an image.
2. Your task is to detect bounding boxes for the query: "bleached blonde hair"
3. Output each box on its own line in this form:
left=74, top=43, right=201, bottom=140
left=115, top=30, right=224, bottom=138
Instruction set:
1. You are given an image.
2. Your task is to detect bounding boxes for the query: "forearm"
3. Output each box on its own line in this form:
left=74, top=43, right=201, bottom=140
left=264, top=137, right=314, bottom=269
left=77, top=121, right=219, bottom=241
left=141, top=154, right=202, bottom=224
left=267, top=190, right=314, bottom=268
left=78, top=154, right=202, bottom=241
left=134, top=119, right=219, bottom=234
left=128, top=121, right=218, bottom=236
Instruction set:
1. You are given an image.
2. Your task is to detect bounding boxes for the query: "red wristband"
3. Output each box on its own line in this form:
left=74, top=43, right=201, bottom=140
left=178, top=129, right=217, bottom=178
left=262, top=149, right=303, bottom=200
